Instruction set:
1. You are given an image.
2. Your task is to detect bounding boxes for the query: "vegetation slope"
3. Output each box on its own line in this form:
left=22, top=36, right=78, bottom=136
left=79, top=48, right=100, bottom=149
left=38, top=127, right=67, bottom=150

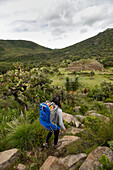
left=0, top=28, right=113, bottom=74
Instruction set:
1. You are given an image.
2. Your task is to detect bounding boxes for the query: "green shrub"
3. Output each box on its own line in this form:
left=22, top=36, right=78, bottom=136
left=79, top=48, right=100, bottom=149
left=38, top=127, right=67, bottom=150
left=79, top=105, right=88, bottom=115
left=5, top=118, right=48, bottom=150
left=108, top=140, right=113, bottom=150
left=98, top=154, right=113, bottom=170
left=84, top=116, right=113, bottom=146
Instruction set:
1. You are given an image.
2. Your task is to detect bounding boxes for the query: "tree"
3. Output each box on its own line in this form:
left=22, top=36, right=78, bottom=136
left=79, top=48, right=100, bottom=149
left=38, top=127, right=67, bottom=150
left=90, top=71, right=95, bottom=78
left=0, top=63, right=52, bottom=109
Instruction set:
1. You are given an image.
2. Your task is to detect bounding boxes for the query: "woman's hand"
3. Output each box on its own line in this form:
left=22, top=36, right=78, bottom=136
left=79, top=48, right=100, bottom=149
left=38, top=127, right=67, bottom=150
left=63, top=129, right=66, bottom=132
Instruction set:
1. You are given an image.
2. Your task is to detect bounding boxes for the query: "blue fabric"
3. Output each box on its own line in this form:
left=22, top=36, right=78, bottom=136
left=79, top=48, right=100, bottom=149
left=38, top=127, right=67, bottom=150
left=39, top=103, right=60, bottom=131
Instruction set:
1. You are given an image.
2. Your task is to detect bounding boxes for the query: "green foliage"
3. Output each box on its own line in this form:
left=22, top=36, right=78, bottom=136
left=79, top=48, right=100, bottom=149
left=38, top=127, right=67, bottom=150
left=102, top=56, right=113, bottom=67
left=108, top=140, right=113, bottom=150
left=90, top=71, right=95, bottom=77
left=5, top=118, right=48, bottom=150
left=79, top=104, right=88, bottom=115
left=65, top=75, right=80, bottom=92
left=98, top=154, right=113, bottom=170
left=88, top=81, right=113, bottom=101
left=65, top=77, right=71, bottom=91
left=84, top=115, right=113, bottom=146
left=0, top=64, right=52, bottom=107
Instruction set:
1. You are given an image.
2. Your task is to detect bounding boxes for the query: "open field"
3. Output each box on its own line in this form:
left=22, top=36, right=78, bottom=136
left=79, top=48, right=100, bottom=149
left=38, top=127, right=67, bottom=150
left=50, top=67, right=113, bottom=89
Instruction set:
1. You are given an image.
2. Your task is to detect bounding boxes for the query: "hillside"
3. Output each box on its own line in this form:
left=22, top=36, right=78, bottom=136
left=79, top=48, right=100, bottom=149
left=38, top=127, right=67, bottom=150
left=0, top=28, right=113, bottom=73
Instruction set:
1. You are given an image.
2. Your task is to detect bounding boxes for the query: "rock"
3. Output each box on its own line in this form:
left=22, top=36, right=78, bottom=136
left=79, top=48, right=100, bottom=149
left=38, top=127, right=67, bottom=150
left=87, top=110, right=97, bottom=114
left=79, top=146, right=113, bottom=170
left=62, top=112, right=81, bottom=127
left=90, top=113, right=110, bottom=123
left=39, top=156, right=68, bottom=170
left=109, top=78, right=113, bottom=80
left=17, top=164, right=27, bottom=170
left=104, top=102, right=113, bottom=109
left=57, top=135, right=80, bottom=150
left=66, top=127, right=84, bottom=135
left=25, top=151, right=32, bottom=157
left=60, top=153, right=87, bottom=170
left=0, top=148, right=21, bottom=170
left=75, top=115, right=86, bottom=122
left=74, top=106, right=80, bottom=113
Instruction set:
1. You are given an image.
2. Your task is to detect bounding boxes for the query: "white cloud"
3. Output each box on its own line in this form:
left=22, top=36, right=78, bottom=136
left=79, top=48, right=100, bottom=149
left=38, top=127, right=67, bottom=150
left=0, top=0, right=113, bottom=48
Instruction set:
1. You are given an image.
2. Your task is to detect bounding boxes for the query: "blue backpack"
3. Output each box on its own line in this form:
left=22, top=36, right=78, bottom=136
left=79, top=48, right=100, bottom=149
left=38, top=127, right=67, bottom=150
left=39, top=101, right=60, bottom=131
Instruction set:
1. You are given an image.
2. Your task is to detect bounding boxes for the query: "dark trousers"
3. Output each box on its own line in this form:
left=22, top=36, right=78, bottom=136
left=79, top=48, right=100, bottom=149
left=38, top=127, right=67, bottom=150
left=46, top=129, right=60, bottom=145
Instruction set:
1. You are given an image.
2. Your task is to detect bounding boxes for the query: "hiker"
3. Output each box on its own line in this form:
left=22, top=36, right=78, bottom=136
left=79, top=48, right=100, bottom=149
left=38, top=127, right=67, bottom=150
left=43, top=95, right=66, bottom=148
left=84, top=88, right=87, bottom=94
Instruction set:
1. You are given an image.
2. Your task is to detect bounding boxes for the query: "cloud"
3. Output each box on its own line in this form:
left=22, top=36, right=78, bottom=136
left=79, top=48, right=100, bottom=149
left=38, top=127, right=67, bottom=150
left=0, top=0, right=113, bottom=48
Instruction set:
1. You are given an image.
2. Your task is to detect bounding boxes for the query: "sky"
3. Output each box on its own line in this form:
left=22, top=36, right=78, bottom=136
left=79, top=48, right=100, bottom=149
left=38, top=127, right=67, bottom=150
left=0, top=0, right=113, bottom=49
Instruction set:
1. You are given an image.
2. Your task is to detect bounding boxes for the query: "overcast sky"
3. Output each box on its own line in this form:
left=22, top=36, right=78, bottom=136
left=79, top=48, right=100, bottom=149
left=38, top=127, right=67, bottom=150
left=0, top=0, right=113, bottom=49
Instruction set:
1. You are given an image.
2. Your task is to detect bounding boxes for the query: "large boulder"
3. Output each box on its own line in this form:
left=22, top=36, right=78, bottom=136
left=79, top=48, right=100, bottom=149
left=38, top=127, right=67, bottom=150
left=57, top=135, right=80, bottom=150
left=79, top=146, right=113, bottom=170
left=62, top=112, right=81, bottom=127
left=0, top=148, right=21, bottom=170
left=75, top=115, right=86, bottom=122
left=39, top=156, right=68, bottom=170
left=90, top=113, right=110, bottom=123
left=66, top=127, right=84, bottom=135
left=60, top=153, right=87, bottom=170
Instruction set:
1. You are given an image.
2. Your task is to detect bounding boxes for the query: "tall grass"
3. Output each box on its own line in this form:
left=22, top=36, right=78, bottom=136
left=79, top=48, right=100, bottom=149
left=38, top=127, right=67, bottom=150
left=5, top=117, right=48, bottom=150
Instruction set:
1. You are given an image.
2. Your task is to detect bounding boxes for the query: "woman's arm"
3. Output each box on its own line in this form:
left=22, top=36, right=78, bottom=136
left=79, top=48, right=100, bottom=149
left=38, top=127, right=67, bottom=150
left=58, top=108, right=66, bottom=130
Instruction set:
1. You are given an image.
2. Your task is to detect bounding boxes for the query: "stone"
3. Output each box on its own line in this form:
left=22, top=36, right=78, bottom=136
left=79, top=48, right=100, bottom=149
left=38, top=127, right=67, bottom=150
left=74, top=106, right=80, bottom=113
left=62, top=112, right=81, bottom=127
left=57, top=135, right=80, bottom=150
left=17, top=164, right=27, bottom=170
left=104, top=102, right=113, bottom=109
left=90, top=113, right=110, bottom=123
left=60, top=153, right=87, bottom=170
left=39, top=156, right=68, bottom=170
left=0, top=148, right=21, bottom=170
left=79, top=146, right=113, bottom=170
left=66, top=127, right=84, bottom=135
left=87, top=110, right=97, bottom=114
left=75, top=115, right=86, bottom=122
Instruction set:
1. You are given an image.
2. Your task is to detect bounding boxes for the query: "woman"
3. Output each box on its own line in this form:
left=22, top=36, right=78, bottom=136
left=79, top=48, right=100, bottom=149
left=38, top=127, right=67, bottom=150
left=43, top=95, right=66, bottom=148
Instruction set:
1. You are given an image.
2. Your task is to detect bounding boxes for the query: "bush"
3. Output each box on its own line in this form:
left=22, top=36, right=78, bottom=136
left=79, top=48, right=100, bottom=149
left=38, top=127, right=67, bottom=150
left=83, top=116, right=113, bottom=146
left=108, top=140, right=113, bottom=150
left=5, top=118, right=48, bottom=151
left=79, top=105, right=88, bottom=115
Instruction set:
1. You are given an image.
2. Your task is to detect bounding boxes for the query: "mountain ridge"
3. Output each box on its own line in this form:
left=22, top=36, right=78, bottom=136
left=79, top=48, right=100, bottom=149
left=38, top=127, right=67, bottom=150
left=0, top=28, right=113, bottom=73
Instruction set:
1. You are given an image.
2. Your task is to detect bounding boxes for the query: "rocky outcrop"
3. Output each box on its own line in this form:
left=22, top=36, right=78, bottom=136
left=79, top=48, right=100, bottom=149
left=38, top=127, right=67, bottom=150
left=66, top=127, right=84, bottom=135
left=79, top=146, right=113, bottom=170
left=75, top=115, right=86, bottom=122
left=66, top=59, right=104, bottom=72
left=62, top=112, right=81, bottom=127
left=89, top=113, right=110, bottom=123
left=0, top=148, right=21, bottom=170
left=60, top=153, right=87, bottom=170
left=57, top=135, right=80, bottom=150
left=39, top=156, right=68, bottom=170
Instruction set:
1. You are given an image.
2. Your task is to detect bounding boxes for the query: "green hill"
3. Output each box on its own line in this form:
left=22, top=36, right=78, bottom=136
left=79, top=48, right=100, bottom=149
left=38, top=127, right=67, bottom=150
left=59, top=28, right=113, bottom=63
left=0, top=28, right=113, bottom=73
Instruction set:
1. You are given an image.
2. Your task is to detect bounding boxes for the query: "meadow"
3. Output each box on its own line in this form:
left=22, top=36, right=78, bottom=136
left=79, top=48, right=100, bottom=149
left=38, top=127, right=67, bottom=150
left=50, top=67, right=113, bottom=89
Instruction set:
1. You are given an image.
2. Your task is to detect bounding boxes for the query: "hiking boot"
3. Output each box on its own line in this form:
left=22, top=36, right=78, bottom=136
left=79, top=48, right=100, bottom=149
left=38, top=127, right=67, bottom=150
left=54, top=141, right=62, bottom=149
left=42, top=142, right=48, bottom=148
